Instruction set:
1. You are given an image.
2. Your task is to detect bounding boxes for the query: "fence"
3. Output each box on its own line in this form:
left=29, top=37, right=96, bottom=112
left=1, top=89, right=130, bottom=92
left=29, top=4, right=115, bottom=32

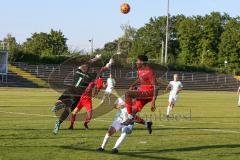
left=2, top=62, right=239, bottom=91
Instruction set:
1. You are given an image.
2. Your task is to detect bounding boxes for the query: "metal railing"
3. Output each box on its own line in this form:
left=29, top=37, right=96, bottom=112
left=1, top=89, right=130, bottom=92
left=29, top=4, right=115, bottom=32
left=1, top=62, right=238, bottom=91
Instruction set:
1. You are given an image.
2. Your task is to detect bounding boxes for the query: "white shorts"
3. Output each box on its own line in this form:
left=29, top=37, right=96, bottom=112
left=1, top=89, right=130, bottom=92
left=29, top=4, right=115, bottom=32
left=169, top=94, right=178, bottom=104
left=110, top=120, right=133, bottom=134
left=111, top=120, right=122, bottom=132
left=105, top=87, right=113, bottom=94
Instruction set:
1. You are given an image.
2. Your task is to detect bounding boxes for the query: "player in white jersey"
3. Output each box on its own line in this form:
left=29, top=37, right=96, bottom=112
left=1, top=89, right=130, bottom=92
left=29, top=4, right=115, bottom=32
left=97, top=97, right=134, bottom=154
left=101, top=74, right=116, bottom=104
left=165, top=74, right=183, bottom=117
left=237, top=86, right=240, bottom=107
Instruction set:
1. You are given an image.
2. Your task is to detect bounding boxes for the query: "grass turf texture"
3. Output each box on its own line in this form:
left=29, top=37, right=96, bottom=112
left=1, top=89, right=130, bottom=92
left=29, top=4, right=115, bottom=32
left=0, top=87, right=240, bottom=160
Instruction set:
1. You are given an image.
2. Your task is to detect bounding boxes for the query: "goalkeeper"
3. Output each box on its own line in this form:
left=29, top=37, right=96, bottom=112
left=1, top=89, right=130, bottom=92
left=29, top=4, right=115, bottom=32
left=52, top=55, right=113, bottom=134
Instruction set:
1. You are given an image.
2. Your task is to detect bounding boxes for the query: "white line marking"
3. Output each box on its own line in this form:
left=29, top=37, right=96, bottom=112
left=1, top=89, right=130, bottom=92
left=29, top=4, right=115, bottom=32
left=97, top=117, right=240, bottom=125
left=93, top=118, right=240, bottom=134
left=1, top=110, right=240, bottom=134
left=0, top=110, right=56, bottom=118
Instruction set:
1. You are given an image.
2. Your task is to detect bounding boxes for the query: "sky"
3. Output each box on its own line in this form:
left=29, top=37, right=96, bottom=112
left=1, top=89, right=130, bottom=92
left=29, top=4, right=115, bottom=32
left=0, top=0, right=240, bottom=51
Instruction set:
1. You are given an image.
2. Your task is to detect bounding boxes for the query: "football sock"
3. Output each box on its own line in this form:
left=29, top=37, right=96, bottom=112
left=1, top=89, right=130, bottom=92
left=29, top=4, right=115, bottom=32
left=84, top=112, right=92, bottom=124
left=134, top=115, right=145, bottom=125
left=59, top=109, right=70, bottom=124
left=101, top=134, right=110, bottom=149
left=70, top=114, right=76, bottom=126
left=167, top=106, right=172, bottom=115
left=113, top=133, right=127, bottom=149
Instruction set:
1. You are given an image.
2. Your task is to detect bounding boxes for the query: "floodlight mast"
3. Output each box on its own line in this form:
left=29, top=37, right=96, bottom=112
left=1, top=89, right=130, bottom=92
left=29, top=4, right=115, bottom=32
left=165, top=0, right=170, bottom=64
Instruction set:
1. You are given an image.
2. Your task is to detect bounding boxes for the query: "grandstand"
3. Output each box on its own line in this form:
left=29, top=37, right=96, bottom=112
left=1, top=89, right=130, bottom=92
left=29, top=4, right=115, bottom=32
left=0, top=62, right=238, bottom=91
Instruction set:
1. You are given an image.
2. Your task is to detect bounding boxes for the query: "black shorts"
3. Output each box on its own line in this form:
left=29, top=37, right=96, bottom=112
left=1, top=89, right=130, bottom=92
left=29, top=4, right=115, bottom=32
left=58, top=95, right=80, bottom=111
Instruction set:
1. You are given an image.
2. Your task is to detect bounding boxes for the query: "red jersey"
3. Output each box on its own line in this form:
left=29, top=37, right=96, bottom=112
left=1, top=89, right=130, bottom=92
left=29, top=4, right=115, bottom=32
left=81, top=78, right=103, bottom=98
left=96, top=78, right=104, bottom=89
left=81, top=82, right=95, bottom=98
left=138, top=66, right=155, bottom=90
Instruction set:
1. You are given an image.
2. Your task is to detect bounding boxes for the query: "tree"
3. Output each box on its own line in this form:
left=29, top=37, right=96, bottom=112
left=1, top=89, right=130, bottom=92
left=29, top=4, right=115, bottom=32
left=23, top=32, right=50, bottom=55
left=130, top=16, right=167, bottom=61
left=3, top=34, right=22, bottom=61
left=49, top=29, right=68, bottom=55
left=218, top=18, right=240, bottom=69
left=22, top=29, right=68, bottom=56
left=177, top=17, right=202, bottom=65
left=198, top=12, right=227, bottom=66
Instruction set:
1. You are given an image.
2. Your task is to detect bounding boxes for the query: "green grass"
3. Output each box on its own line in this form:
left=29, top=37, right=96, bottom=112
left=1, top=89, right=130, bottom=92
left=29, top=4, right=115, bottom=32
left=0, top=87, right=240, bottom=160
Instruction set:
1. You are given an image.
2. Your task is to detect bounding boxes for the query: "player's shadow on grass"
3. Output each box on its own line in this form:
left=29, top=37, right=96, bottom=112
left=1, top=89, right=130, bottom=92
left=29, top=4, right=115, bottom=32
left=60, top=144, right=240, bottom=160
left=1, top=127, right=236, bottom=131
left=137, top=144, right=240, bottom=154
left=60, top=145, right=181, bottom=160
left=193, top=117, right=240, bottom=119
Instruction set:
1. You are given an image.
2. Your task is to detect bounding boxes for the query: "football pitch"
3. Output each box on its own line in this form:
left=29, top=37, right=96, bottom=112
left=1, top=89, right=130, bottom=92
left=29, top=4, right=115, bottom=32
left=0, top=87, right=240, bottom=160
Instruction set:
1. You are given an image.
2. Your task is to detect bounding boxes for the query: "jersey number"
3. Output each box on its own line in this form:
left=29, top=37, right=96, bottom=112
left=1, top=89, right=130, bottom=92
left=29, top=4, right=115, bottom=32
left=75, top=77, right=83, bottom=87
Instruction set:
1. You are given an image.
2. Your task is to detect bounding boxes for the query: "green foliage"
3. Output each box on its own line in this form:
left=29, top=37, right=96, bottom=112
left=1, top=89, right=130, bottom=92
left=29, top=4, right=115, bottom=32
left=218, top=18, right=240, bottom=70
left=127, top=12, right=239, bottom=73
left=3, top=34, right=22, bottom=62
left=177, top=16, right=202, bottom=65
left=130, top=16, right=166, bottom=59
left=3, top=13, right=240, bottom=74
left=22, top=29, right=68, bottom=56
left=168, top=63, right=217, bottom=73
left=10, top=50, right=70, bottom=64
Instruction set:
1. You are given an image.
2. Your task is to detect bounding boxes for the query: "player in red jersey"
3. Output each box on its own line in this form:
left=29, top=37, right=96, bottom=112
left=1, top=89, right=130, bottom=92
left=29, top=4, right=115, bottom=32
left=69, top=77, right=104, bottom=129
left=94, top=76, right=104, bottom=96
left=122, top=55, right=158, bottom=133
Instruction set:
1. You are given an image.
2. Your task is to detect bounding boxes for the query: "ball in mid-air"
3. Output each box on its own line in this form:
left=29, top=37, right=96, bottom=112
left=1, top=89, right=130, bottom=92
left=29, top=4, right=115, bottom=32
left=120, top=3, right=130, bottom=14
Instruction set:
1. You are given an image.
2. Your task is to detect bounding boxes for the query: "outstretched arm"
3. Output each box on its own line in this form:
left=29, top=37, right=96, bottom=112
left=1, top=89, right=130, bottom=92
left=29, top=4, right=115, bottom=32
left=149, top=70, right=159, bottom=112
left=88, top=54, right=101, bottom=64
left=151, top=76, right=159, bottom=112
left=95, top=58, right=114, bottom=80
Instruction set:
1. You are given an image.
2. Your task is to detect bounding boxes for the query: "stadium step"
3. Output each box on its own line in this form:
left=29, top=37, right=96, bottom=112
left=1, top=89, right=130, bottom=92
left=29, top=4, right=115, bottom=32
left=7, top=64, right=48, bottom=88
left=5, top=62, right=240, bottom=91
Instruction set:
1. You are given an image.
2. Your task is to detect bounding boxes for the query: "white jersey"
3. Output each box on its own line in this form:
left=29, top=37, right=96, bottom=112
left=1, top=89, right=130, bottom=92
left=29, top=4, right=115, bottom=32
left=114, top=107, right=128, bottom=123
left=113, top=98, right=128, bottom=123
left=106, top=78, right=116, bottom=89
left=110, top=98, right=134, bottom=133
left=169, top=81, right=183, bottom=96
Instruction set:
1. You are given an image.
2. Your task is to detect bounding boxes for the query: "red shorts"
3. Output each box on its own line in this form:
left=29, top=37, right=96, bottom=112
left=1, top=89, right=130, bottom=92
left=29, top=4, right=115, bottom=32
left=125, top=88, right=154, bottom=114
left=76, top=96, right=92, bottom=112
left=133, top=89, right=153, bottom=112
left=133, top=98, right=152, bottom=112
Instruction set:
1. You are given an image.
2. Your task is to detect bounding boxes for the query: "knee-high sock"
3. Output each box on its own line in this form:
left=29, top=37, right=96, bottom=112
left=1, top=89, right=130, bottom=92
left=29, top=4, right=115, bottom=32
left=134, top=115, right=145, bottom=125
left=70, top=114, right=76, bottom=126
left=113, top=133, right=127, bottom=149
left=84, top=111, right=92, bottom=124
left=101, top=134, right=110, bottom=149
left=59, top=109, right=70, bottom=124
left=166, top=106, right=172, bottom=116
left=101, top=94, right=106, bottom=102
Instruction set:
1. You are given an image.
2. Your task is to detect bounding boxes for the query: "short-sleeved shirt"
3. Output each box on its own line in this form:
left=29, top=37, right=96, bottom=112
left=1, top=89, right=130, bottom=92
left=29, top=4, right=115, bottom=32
left=113, top=98, right=128, bottom=123
left=106, top=78, right=116, bottom=89
left=138, top=66, right=155, bottom=90
left=169, top=81, right=183, bottom=96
